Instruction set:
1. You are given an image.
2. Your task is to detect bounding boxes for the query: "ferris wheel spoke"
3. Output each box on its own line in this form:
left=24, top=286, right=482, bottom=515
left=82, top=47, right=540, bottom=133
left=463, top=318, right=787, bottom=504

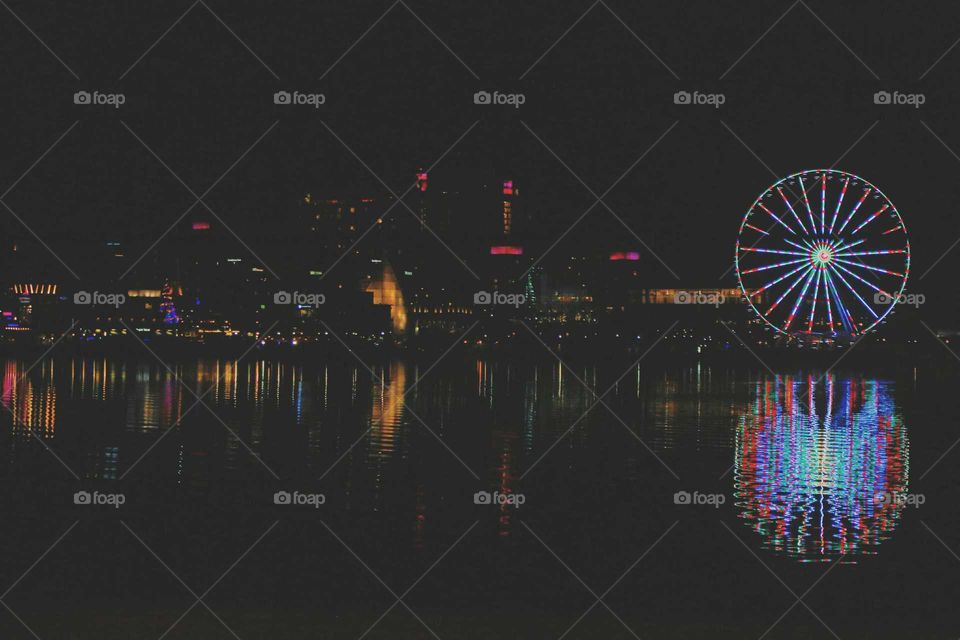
left=752, top=262, right=812, bottom=295
left=824, top=268, right=854, bottom=334
left=744, top=223, right=770, bottom=236
left=828, top=176, right=849, bottom=235
left=835, top=248, right=907, bottom=257
left=831, top=238, right=865, bottom=253
left=778, top=186, right=808, bottom=235
left=783, top=237, right=815, bottom=253
left=765, top=265, right=815, bottom=315
left=835, top=188, right=871, bottom=236
left=850, top=204, right=889, bottom=235
left=740, top=256, right=809, bottom=275
left=798, top=175, right=818, bottom=234
left=827, top=263, right=879, bottom=319
left=833, top=257, right=904, bottom=278
left=807, top=268, right=823, bottom=332
left=757, top=202, right=796, bottom=235
left=820, top=173, right=827, bottom=235
left=823, top=268, right=836, bottom=333
left=831, top=261, right=891, bottom=298
left=882, top=223, right=904, bottom=235
left=741, top=247, right=808, bottom=256
left=784, top=268, right=818, bottom=331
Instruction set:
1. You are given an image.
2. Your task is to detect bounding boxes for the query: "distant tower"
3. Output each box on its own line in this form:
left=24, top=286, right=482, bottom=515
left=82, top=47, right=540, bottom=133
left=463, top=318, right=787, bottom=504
left=415, top=168, right=429, bottom=229
left=502, top=179, right=515, bottom=236
left=159, top=281, right=179, bottom=325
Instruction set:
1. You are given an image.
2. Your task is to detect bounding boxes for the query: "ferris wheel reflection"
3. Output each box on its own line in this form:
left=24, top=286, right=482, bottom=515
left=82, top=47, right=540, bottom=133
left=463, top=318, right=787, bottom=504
left=733, top=373, right=909, bottom=560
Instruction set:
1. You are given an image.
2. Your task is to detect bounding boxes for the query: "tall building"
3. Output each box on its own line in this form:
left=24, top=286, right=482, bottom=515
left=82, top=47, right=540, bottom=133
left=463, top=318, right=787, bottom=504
left=502, top=179, right=515, bottom=237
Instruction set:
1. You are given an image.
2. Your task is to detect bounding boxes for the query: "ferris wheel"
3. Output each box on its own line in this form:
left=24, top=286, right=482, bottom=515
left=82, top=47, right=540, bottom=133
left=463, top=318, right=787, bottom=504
left=735, top=169, right=910, bottom=340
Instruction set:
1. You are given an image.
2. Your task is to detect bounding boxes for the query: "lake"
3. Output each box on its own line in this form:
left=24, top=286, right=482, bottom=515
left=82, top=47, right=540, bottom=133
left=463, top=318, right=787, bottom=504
left=0, top=355, right=956, bottom=639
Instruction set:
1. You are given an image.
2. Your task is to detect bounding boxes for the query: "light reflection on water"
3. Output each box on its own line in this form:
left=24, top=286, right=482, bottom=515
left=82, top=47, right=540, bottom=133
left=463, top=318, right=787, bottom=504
left=0, top=357, right=912, bottom=557
left=734, top=373, right=909, bottom=560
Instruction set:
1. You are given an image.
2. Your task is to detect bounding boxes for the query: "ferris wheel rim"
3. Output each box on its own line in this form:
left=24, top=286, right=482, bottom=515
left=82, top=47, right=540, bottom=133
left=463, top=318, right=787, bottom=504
left=734, top=169, right=911, bottom=339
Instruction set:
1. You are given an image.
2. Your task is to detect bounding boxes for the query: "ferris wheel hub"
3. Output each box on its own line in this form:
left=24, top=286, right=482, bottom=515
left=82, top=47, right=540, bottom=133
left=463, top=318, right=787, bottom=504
left=810, top=242, right=835, bottom=267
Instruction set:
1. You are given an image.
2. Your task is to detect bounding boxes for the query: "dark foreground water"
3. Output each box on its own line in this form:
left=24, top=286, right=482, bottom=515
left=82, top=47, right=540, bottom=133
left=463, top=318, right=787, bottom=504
left=0, top=355, right=958, bottom=639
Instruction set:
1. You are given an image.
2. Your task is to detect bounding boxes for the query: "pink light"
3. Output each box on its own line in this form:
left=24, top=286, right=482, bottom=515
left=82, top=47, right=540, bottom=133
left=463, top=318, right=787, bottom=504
left=490, top=245, right=523, bottom=255
left=192, top=221, right=210, bottom=230
left=416, top=172, right=428, bottom=192
left=609, top=251, right=640, bottom=261
left=503, top=180, right=513, bottom=195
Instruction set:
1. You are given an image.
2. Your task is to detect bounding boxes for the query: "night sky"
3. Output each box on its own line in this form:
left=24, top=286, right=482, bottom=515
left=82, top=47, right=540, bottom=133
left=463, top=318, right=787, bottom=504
left=1, top=1, right=958, bottom=314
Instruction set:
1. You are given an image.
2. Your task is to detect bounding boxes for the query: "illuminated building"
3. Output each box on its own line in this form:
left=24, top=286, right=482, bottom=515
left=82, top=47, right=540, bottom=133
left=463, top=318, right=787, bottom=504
left=502, top=179, right=515, bottom=236
left=364, top=261, right=408, bottom=335
left=4, top=283, right=65, bottom=340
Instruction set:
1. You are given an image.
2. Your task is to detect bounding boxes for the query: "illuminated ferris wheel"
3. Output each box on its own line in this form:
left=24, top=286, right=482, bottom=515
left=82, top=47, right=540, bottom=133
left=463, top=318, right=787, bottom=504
left=735, top=169, right=910, bottom=339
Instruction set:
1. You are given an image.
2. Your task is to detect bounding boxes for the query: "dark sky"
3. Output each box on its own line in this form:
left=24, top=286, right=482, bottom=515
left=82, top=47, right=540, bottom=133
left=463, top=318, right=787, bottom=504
left=1, top=1, right=958, bottom=313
